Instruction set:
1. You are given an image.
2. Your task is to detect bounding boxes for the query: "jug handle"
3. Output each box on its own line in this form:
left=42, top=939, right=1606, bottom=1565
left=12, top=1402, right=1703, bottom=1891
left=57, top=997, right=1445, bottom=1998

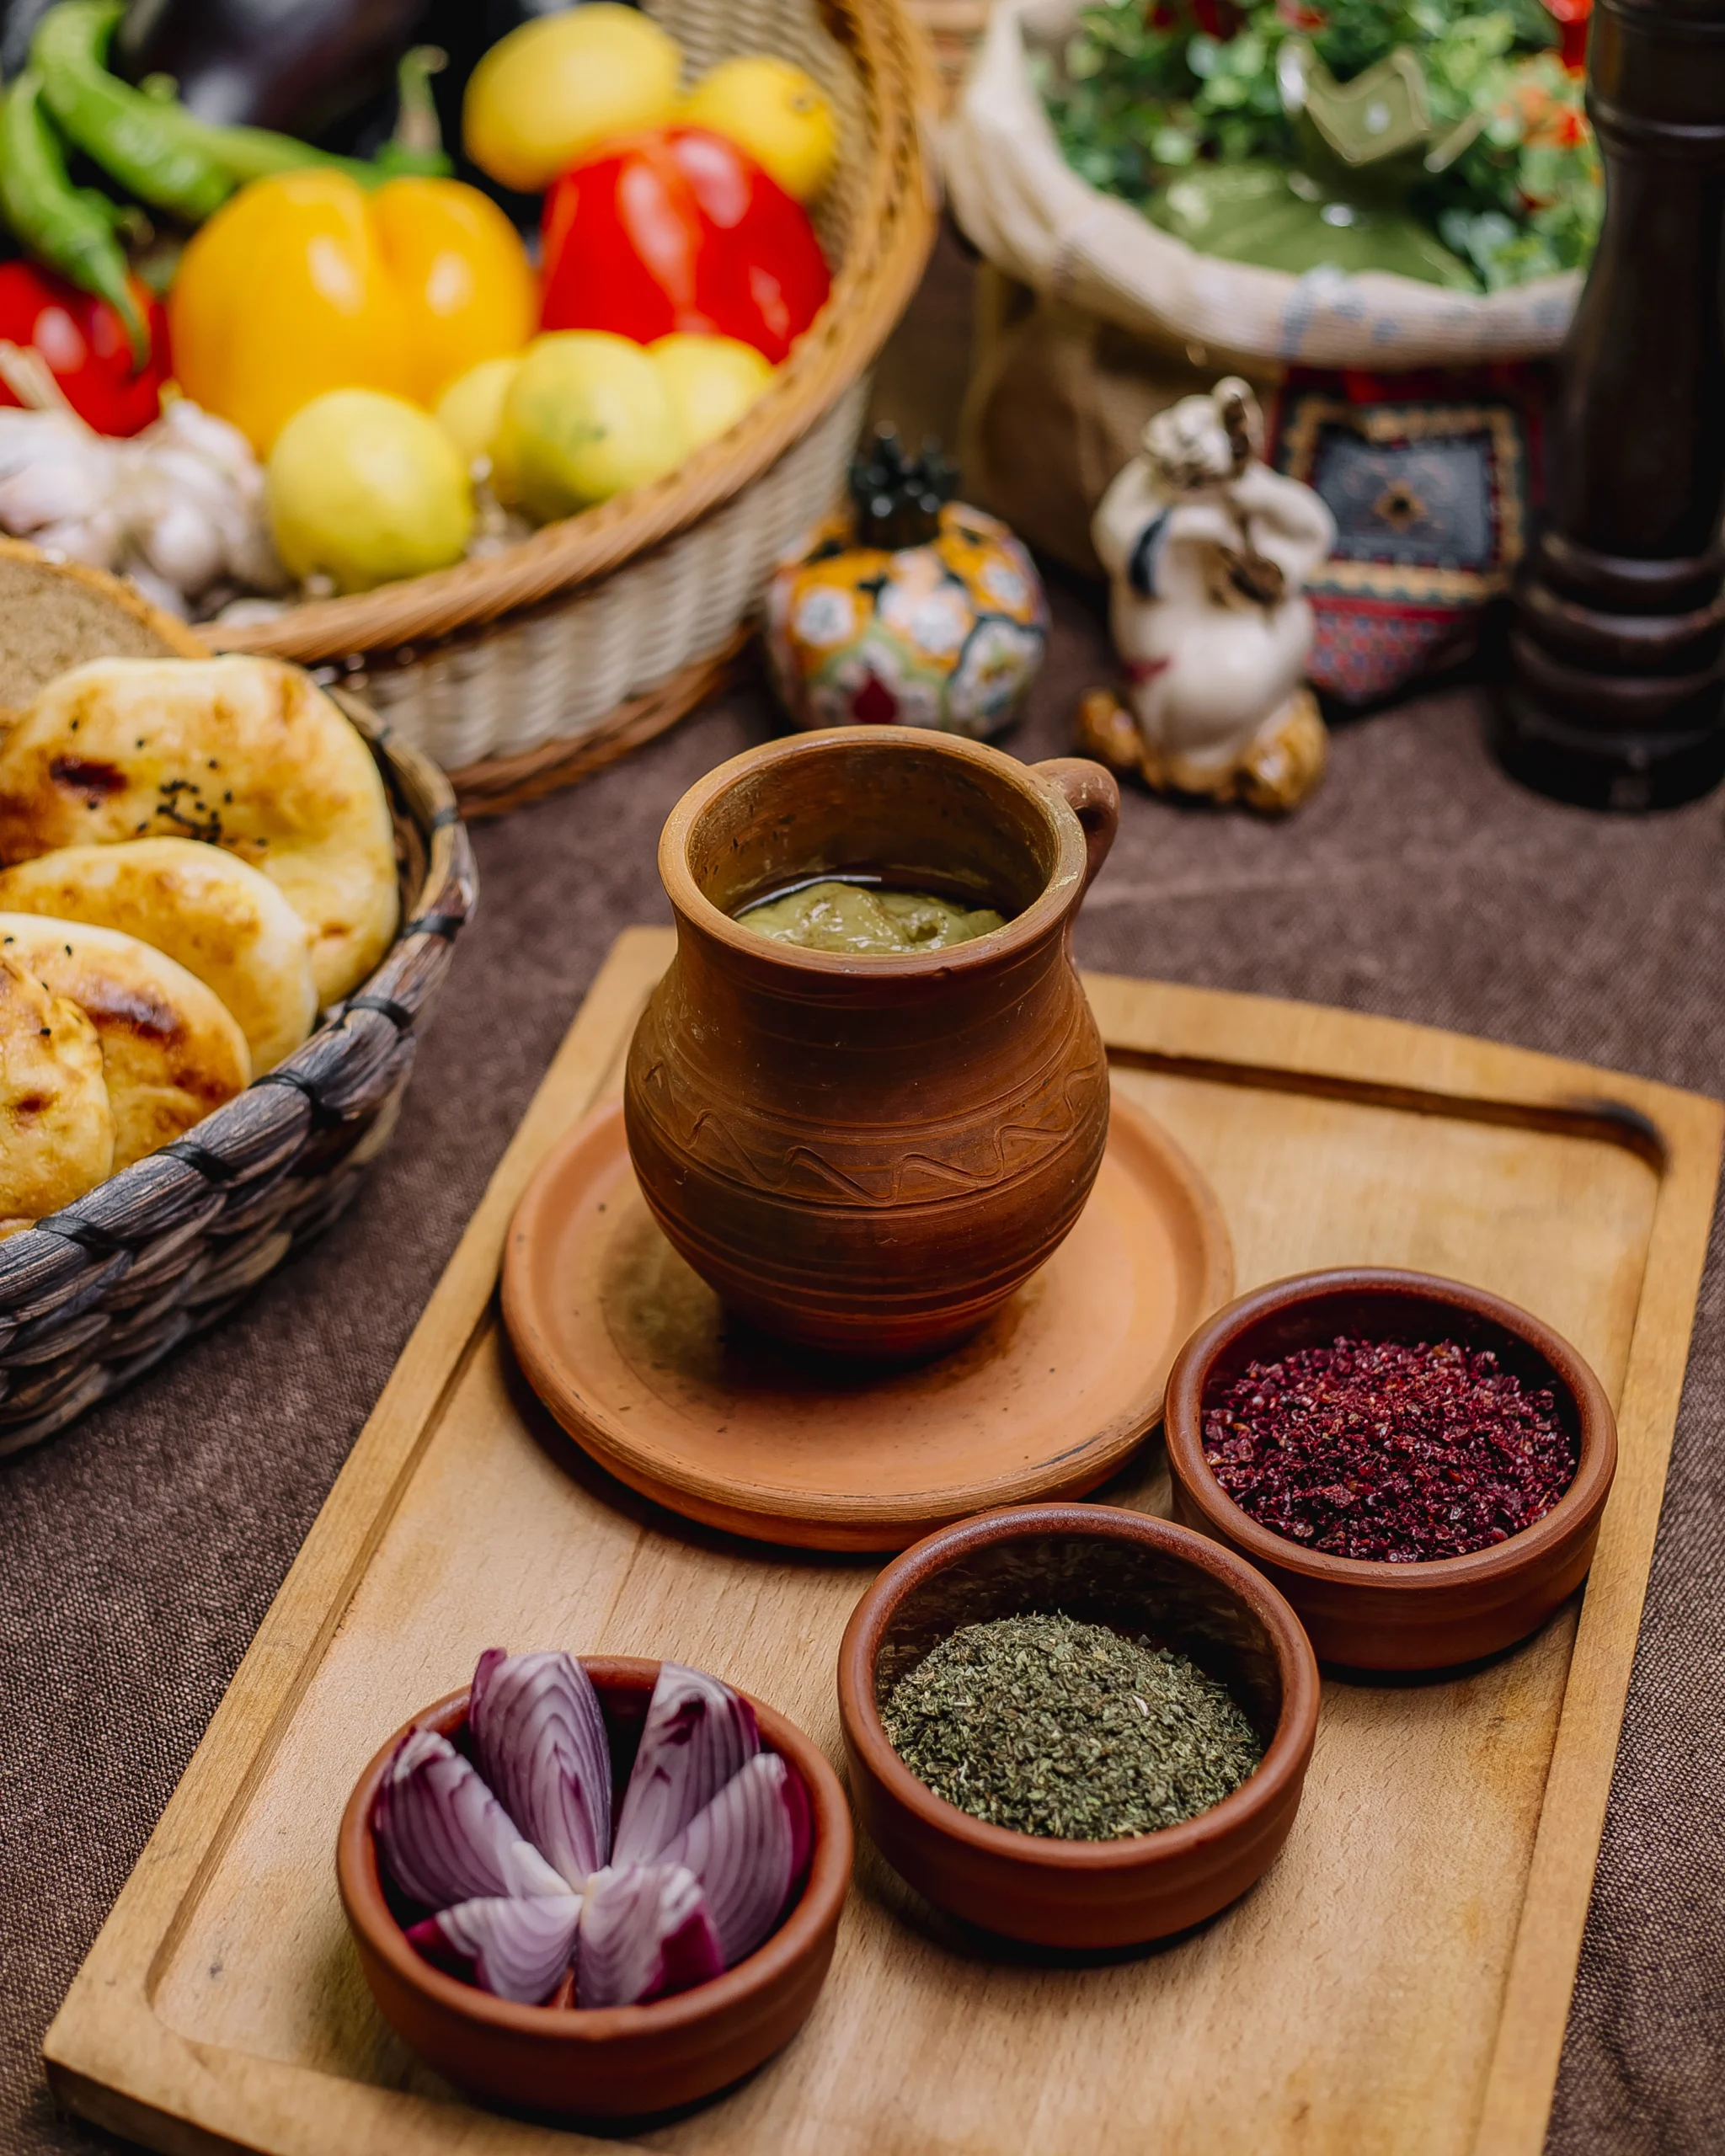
left=1033, top=759, right=1119, bottom=896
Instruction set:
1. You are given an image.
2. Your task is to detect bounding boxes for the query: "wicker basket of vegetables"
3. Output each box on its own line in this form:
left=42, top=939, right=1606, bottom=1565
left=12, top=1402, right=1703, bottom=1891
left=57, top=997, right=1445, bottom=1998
left=0, top=0, right=937, bottom=813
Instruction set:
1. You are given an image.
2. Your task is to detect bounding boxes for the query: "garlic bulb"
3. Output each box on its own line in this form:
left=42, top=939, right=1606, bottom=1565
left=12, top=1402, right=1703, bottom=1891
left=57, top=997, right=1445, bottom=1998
left=130, top=402, right=285, bottom=598
left=0, top=391, right=284, bottom=615
left=0, top=410, right=123, bottom=567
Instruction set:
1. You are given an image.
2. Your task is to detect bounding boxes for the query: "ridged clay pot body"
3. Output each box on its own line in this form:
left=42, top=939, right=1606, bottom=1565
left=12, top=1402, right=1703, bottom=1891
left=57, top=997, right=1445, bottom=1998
left=624, top=728, right=1119, bottom=1358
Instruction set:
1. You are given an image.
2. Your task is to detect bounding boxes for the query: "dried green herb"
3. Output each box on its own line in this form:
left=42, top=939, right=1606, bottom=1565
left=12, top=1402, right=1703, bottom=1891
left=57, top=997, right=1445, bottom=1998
left=880, top=1613, right=1263, bottom=1841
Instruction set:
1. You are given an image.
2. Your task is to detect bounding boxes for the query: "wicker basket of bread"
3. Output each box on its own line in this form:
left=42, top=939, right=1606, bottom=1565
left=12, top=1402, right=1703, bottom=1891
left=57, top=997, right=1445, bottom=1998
left=200, top=0, right=937, bottom=812
left=0, top=543, right=474, bottom=1457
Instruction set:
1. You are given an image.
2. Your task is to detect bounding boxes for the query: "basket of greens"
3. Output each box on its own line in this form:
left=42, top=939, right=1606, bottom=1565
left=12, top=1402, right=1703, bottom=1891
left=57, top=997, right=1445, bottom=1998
left=944, top=0, right=1598, bottom=368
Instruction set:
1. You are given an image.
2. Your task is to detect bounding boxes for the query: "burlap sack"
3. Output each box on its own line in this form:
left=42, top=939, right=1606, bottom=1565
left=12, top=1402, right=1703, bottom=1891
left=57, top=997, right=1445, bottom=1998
left=944, top=0, right=1581, bottom=373
left=959, top=274, right=1245, bottom=576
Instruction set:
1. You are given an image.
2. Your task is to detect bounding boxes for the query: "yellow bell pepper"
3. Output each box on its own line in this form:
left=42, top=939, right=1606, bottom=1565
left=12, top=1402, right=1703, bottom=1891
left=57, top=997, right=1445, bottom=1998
left=169, top=169, right=537, bottom=453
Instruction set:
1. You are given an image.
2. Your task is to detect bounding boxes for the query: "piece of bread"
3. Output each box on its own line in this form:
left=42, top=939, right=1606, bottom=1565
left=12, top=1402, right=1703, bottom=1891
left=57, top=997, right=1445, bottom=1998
left=0, top=947, right=113, bottom=1235
left=0, top=837, right=317, bottom=1074
left=0, top=537, right=205, bottom=727
left=0, top=915, right=249, bottom=1172
left=0, top=654, right=398, bottom=1003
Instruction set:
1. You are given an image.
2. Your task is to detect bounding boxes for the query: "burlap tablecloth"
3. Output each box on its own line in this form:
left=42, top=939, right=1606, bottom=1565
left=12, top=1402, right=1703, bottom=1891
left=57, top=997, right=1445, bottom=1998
left=3, top=581, right=1722, bottom=2153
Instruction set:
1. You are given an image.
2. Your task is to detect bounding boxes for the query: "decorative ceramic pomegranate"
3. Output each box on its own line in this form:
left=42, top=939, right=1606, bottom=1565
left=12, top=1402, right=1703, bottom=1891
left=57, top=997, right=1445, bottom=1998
left=764, top=428, right=1048, bottom=739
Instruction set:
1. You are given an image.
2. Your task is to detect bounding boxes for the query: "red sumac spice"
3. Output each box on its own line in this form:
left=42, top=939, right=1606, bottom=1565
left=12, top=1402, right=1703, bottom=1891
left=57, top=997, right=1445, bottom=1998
left=1202, top=1337, right=1577, bottom=1563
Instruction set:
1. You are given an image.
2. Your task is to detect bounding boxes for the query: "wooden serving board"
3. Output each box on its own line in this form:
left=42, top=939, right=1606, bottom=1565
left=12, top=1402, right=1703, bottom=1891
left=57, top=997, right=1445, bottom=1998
left=45, top=928, right=1722, bottom=2156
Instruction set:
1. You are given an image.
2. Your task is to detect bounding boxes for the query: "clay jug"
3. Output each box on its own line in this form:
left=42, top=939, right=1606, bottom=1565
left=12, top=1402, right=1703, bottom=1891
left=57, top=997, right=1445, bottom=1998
left=623, top=728, right=1119, bottom=1358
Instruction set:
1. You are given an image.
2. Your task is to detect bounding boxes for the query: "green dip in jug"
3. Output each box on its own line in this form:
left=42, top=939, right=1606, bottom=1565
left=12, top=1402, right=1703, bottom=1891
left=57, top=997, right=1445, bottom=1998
left=736, top=879, right=1006, bottom=956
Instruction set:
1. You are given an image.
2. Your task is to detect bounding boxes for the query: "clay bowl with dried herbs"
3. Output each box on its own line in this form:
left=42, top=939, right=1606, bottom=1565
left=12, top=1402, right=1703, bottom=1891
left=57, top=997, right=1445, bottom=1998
left=836, top=1504, right=1320, bottom=1949
left=338, top=1654, right=852, bottom=2119
left=1162, top=1268, right=1618, bottom=1672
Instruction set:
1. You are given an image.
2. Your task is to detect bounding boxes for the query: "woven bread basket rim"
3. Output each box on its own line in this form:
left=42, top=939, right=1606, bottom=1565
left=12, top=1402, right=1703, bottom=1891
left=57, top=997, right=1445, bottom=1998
left=0, top=557, right=476, bottom=1314
left=206, top=0, right=940, bottom=668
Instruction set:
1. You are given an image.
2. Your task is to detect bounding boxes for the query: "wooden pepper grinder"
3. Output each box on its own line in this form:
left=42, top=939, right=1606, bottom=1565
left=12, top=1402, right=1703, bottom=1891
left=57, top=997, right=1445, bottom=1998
left=1496, top=0, right=1725, bottom=809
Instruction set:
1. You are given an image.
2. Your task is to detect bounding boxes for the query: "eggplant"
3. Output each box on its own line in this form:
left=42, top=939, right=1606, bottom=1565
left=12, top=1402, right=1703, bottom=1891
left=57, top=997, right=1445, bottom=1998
left=114, top=0, right=435, bottom=135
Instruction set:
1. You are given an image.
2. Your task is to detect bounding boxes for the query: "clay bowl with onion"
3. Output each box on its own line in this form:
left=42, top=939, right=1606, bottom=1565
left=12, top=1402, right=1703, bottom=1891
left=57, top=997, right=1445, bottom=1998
left=836, top=1504, right=1319, bottom=1949
left=1162, top=1268, right=1618, bottom=1672
left=338, top=1657, right=852, bottom=2119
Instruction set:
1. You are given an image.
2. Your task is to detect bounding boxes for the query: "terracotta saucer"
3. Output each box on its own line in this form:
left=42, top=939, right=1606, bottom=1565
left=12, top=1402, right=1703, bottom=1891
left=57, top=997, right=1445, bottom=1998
left=502, top=1089, right=1233, bottom=1551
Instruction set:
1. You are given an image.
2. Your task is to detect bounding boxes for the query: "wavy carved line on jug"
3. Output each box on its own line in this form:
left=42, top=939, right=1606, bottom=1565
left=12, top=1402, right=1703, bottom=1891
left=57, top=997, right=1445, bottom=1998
left=639, top=1051, right=1108, bottom=1209
left=639, top=994, right=1100, bottom=1137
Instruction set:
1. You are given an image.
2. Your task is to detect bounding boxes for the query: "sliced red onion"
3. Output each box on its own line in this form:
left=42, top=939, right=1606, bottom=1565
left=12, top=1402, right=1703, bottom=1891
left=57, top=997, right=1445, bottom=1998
left=576, top=1863, right=724, bottom=2008
left=469, top=1648, right=611, bottom=1891
left=611, top=1663, right=760, bottom=1865
left=658, top=1753, right=812, bottom=1969
left=406, top=1893, right=582, bottom=2004
left=373, top=1726, right=567, bottom=1910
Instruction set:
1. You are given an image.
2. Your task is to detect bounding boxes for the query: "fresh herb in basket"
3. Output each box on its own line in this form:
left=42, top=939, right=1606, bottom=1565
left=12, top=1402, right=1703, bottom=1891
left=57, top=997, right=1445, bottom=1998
left=880, top=1613, right=1263, bottom=1839
left=1035, top=0, right=1601, bottom=291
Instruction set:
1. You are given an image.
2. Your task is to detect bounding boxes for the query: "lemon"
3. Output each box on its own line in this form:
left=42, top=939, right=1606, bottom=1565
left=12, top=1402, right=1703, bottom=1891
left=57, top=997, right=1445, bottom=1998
left=497, top=333, right=688, bottom=521
left=435, top=355, right=521, bottom=471
left=464, top=4, right=681, bottom=193
left=268, top=390, right=473, bottom=594
left=681, top=56, right=838, bottom=201
left=649, top=334, right=774, bottom=449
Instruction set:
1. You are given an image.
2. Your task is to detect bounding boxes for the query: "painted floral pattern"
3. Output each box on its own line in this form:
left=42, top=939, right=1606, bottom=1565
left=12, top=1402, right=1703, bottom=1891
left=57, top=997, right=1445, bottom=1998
left=766, top=503, right=1049, bottom=739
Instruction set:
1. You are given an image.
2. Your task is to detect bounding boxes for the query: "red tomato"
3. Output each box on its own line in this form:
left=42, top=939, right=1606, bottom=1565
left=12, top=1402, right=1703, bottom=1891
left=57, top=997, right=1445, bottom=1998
left=0, top=263, right=170, bottom=436
left=540, top=126, right=830, bottom=364
left=1545, top=0, right=1592, bottom=72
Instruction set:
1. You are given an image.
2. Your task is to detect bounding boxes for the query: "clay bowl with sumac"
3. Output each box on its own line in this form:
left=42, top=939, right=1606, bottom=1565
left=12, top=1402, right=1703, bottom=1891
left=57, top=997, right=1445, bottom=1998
left=1162, top=1268, right=1617, bottom=1672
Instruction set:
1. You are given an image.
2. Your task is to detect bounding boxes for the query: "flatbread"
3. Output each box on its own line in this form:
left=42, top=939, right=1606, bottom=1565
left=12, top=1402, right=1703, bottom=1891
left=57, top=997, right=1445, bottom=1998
left=0, top=947, right=112, bottom=1234
left=0, top=837, right=317, bottom=1074
left=0, top=915, right=249, bottom=1172
left=0, top=655, right=398, bottom=1003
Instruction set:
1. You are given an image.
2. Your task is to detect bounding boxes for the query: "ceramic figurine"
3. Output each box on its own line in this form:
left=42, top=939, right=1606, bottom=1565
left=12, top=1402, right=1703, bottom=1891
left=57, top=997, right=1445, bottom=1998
left=766, top=426, right=1048, bottom=739
left=1079, top=377, right=1337, bottom=814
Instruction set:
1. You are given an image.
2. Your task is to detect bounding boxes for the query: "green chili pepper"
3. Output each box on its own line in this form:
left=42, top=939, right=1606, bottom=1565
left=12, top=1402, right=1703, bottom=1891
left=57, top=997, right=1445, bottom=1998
left=36, top=4, right=453, bottom=199
left=164, top=116, right=362, bottom=186
left=0, top=69, right=147, bottom=366
left=34, top=1, right=233, bottom=221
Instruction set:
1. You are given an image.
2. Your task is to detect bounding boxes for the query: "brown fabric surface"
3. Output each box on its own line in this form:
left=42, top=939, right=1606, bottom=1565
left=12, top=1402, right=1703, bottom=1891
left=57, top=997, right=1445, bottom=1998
left=3, top=582, right=1723, bottom=2153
